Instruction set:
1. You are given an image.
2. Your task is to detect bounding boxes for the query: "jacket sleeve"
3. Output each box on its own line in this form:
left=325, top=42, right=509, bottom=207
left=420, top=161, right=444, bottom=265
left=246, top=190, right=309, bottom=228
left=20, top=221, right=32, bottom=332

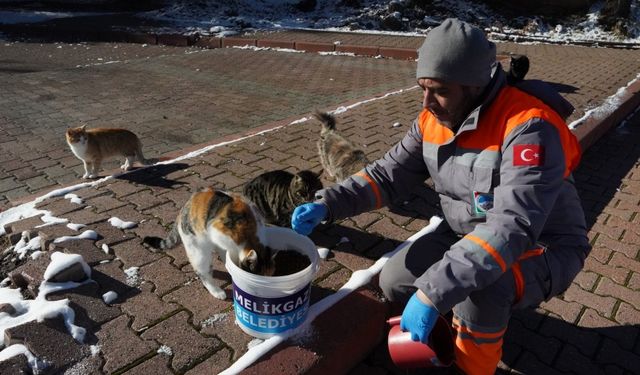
left=316, top=119, right=430, bottom=221
left=416, top=118, right=568, bottom=313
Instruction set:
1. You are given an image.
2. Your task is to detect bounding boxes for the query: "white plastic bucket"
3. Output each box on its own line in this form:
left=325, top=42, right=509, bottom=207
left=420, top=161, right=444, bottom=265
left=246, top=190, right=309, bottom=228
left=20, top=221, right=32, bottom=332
left=225, top=226, right=319, bottom=339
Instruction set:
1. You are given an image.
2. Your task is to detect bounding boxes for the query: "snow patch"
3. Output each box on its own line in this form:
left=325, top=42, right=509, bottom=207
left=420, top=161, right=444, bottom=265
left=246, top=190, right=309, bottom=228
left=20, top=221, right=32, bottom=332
left=43, top=252, right=92, bottom=281
left=53, top=230, right=99, bottom=244
left=0, top=178, right=110, bottom=236
left=66, top=223, right=86, bottom=231
left=317, top=247, right=330, bottom=259
left=569, top=73, right=640, bottom=129
left=157, top=345, right=173, bottom=356
left=64, top=193, right=84, bottom=205
left=10, top=232, right=41, bottom=260
left=108, top=217, right=137, bottom=229
left=102, top=291, right=118, bottom=304
left=101, top=243, right=111, bottom=254
left=202, top=313, right=228, bottom=327
left=124, top=267, right=141, bottom=286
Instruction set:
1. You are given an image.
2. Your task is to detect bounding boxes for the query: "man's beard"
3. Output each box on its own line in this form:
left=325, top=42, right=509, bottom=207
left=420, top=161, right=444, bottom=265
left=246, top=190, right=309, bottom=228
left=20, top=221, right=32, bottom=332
left=432, top=87, right=480, bottom=131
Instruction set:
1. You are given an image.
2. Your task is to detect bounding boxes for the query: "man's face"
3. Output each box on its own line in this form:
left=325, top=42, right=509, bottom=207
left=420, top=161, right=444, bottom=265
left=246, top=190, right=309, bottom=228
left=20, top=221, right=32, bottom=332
left=418, top=78, right=480, bottom=130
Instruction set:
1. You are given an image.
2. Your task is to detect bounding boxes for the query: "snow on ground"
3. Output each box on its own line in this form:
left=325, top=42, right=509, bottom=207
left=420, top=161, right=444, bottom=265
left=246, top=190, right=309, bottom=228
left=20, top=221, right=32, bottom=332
left=138, top=0, right=640, bottom=45
left=107, top=217, right=137, bottom=229
left=51, top=229, right=99, bottom=244
left=102, top=291, right=117, bottom=304
left=0, top=252, right=93, bottom=371
left=0, top=0, right=638, bottom=45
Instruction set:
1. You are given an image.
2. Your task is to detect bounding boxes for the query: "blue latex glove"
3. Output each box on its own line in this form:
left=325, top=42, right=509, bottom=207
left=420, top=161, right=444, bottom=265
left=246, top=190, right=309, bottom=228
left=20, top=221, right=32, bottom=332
left=400, top=292, right=439, bottom=344
left=291, top=203, right=327, bottom=235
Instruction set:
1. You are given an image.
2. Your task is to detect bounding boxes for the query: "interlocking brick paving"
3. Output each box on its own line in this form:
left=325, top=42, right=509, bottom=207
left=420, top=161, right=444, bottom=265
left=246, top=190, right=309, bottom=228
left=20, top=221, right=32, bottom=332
left=0, top=41, right=417, bottom=209
left=0, top=29, right=638, bottom=375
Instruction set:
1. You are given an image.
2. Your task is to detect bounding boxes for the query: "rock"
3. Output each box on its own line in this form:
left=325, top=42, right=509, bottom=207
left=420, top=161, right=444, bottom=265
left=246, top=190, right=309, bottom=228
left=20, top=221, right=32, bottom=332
left=381, top=13, right=405, bottom=31
left=599, top=0, right=632, bottom=36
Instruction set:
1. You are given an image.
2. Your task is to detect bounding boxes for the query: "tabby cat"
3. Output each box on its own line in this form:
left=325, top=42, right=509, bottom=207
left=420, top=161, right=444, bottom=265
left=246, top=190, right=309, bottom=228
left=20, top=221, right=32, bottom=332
left=242, top=169, right=323, bottom=227
left=143, top=187, right=274, bottom=300
left=315, top=111, right=369, bottom=182
left=66, top=125, right=148, bottom=179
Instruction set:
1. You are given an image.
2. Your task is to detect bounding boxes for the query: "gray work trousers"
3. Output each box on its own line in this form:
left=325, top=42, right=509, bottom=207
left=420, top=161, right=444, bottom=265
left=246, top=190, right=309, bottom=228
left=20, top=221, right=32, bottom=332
left=379, top=219, right=587, bottom=335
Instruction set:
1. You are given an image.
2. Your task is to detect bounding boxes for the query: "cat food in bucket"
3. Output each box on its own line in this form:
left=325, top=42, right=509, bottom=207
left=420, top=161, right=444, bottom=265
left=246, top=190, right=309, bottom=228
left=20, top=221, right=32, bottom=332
left=226, top=227, right=319, bottom=339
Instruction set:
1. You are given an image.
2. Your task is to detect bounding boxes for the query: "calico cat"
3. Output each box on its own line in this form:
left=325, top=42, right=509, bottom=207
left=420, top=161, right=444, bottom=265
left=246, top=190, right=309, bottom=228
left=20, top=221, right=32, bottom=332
left=66, top=125, right=148, bottom=179
left=242, top=169, right=323, bottom=227
left=143, top=187, right=274, bottom=300
left=315, top=111, right=369, bottom=182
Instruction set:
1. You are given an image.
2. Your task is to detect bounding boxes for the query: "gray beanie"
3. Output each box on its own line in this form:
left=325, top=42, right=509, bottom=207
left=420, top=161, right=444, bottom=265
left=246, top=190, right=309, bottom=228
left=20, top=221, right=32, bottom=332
left=416, top=18, right=496, bottom=87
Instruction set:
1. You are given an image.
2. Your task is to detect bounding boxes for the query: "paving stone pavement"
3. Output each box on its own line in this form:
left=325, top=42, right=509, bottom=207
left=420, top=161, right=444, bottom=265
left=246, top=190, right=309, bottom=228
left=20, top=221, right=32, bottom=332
left=0, top=27, right=639, bottom=375
left=1, top=29, right=639, bottom=210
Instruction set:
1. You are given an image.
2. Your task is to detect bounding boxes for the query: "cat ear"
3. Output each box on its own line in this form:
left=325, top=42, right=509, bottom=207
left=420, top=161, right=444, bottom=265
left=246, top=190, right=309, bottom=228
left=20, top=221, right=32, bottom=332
left=240, top=249, right=259, bottom=273
left=80, top=124, right=87, bottom=131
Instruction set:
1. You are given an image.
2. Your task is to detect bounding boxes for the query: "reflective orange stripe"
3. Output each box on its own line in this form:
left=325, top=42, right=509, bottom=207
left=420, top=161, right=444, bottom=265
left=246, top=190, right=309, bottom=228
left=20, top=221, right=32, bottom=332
left=512, top=248, right=544, bottom=305
left=355, top=171, right=382, bottom=209
left=452, top=317, right=506, bottom=340
left=518, top=247, right=544, bottom=261
left=511, top=262, right=525, bottom=304
left=452, top=318, right=504, bottom=375
left=465, top=234, right=507, bottom=273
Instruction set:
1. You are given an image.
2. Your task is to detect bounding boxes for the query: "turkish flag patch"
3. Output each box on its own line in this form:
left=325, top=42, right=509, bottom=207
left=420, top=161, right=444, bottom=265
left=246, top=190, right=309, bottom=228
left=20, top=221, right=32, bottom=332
left=513, top=144, right=544, bottom=166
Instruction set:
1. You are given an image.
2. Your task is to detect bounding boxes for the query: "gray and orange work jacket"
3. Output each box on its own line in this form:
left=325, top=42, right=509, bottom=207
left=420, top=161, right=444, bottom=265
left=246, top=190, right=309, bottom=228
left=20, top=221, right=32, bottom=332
left=316, top=67, right=591, bottom=313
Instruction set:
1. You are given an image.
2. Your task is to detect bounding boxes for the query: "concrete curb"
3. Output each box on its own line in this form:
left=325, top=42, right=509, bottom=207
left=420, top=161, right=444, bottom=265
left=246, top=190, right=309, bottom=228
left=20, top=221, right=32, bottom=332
left=0, top=24, right=419, bottom=60
left=573, top=79, right=640, bottom=151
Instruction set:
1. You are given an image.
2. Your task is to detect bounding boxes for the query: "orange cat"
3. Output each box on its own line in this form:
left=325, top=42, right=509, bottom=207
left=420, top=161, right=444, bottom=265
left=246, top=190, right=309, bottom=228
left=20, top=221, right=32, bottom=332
left=66, top=125, right=148, bottom=179
left=143, top=187, right=275, bottom=300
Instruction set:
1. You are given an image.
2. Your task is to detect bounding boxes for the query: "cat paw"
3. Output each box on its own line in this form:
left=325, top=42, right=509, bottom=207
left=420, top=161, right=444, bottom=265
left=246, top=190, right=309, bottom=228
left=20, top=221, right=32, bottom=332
left=82, top=173, right=90, bottom=179
left=207, top=288, right=228, bottom=300
left=88, top=174, right=98, bottom=179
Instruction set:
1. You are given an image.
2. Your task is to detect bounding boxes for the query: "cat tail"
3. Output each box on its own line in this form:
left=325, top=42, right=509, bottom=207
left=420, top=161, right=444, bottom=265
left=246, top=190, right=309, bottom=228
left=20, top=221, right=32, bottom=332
left=134, top=139, right=156, bottom=166
left=313, top=111, right=336, bottom=135
left=143, top=224, right=181, bottom=252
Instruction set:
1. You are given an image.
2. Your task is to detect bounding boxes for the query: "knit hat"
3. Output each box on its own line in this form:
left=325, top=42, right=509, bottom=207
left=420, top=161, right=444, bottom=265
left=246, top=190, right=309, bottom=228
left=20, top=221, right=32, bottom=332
left=416, top=18, right=496, bottom=87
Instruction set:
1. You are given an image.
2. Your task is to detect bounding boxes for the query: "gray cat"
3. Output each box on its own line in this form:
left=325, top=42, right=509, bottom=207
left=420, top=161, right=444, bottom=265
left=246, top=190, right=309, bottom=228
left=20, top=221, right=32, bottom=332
left=242, top=169, right=323, bottom=227
left=315, top=111, right=369, bottom=182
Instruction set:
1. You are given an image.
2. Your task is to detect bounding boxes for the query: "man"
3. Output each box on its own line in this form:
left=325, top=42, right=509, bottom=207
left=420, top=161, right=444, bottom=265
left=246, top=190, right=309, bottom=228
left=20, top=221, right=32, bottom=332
left=291, top=18, right=590, bottom=375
